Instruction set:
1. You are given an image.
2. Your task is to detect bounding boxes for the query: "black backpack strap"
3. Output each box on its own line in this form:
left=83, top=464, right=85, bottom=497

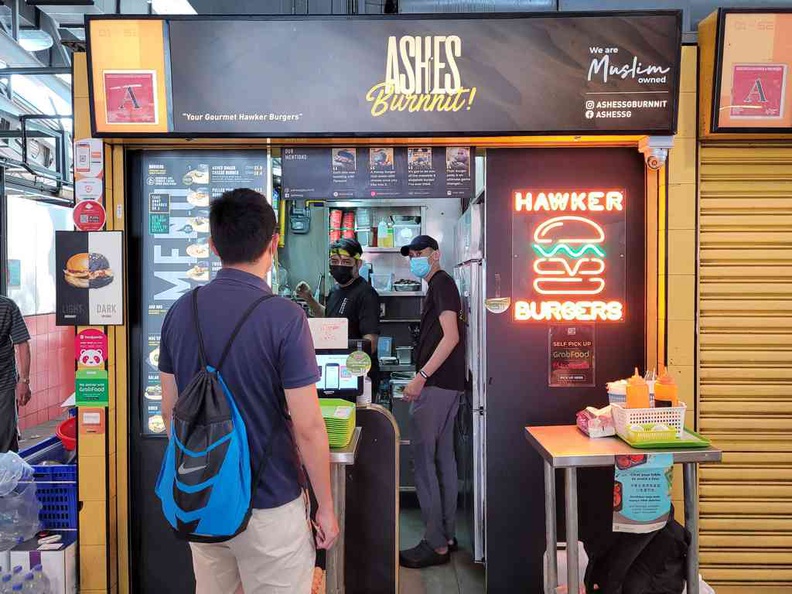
left=191, top=287, right=208, bottom=369
left=216, top=293, right=276, bottom=371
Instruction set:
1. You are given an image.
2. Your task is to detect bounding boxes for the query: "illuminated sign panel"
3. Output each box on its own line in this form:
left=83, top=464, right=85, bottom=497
left=511, top=190, right=627, bottom=322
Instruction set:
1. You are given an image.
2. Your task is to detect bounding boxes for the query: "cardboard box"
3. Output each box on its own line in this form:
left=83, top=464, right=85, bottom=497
left=10, top=532, right=77, bottom=594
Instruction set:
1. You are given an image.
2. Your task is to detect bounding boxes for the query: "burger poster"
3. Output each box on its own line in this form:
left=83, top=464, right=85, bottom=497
left=56, top=231, right=124, bottom=326
left=511, top=189, right=627, bottom=323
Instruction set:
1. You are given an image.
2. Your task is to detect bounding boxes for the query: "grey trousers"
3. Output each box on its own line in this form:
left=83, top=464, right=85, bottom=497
left=410, top=385, right=461, bottom=550
left=0, top=388, right=18, bottom=453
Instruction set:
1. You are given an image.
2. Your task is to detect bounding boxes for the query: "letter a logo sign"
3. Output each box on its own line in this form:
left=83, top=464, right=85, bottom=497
left=104, top=70, right=158, bottom=125
left=730, top=64, right=786, bottom=119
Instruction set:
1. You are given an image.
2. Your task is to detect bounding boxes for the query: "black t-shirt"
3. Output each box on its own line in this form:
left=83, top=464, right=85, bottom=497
left=326, top=277, right=381, bottom=383
left=416, top=270, right=465, bottom=392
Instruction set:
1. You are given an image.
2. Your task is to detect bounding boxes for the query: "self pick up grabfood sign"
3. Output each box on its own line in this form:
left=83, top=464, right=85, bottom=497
left=87, top=12, right=681, bottom=137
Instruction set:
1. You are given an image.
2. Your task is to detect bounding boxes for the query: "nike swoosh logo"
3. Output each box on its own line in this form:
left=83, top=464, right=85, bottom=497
left=178, top=462, right=206, bottom=476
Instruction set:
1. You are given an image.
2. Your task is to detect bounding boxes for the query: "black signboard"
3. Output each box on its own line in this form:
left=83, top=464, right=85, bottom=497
left=138, top=151, right=267, bottom=435
left=282, top=146, right=473, bottom=199
left=88, top=12, right=681, bottom=137
left=549, top=324, right=595, bottom=387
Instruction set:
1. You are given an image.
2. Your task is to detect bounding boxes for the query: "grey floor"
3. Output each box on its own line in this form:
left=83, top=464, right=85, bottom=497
left=399, top=504, right=485, bottom=594
left=18, top=417, right=65, bottom=450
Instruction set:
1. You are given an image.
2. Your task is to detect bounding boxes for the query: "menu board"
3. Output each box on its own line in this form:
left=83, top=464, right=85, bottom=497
left=282, top=146, right=474, bottom=200
left=139, top=151, right=268, bottom=435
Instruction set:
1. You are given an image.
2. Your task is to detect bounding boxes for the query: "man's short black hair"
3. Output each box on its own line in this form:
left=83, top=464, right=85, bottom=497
left=210, top=188, right=276, bottom=265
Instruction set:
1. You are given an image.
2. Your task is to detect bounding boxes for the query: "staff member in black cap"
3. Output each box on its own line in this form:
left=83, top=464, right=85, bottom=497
left=297, top=238, right=381, bottom=385
left=398, top=234, right=465, bottom=569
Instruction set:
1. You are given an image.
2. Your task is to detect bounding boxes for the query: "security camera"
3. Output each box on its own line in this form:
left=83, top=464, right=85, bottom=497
left=645, top=149, right=668, bottom=170
left=638, top=136, right=673, bottom=171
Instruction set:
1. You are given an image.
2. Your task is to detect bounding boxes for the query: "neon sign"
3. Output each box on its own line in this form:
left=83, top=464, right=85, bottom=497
left=511, top=190, right=626, bottom=322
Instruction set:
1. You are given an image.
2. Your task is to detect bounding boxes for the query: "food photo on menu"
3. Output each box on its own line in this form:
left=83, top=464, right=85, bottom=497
left=333, top=148, right=356, bottom=172
left=63, top=252, right=114, bottom=289
left=186, top=240, right=210, bottom=259
left=187, top=187, right=211, bottom=207
left=185, top=264, right=210, bottom=282
left=370, top=147, right=395, bottom=170
left=182, top=163, right=210, bottom=185
left=409, top=147, right=432, bottom=170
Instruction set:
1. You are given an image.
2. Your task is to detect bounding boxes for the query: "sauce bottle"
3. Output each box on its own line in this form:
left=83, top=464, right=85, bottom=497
left=626, top=367, right=650, bottom=409
left=654, top=364, right=679, bottom=408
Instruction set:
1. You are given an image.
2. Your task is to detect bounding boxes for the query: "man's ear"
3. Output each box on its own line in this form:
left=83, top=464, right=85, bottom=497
left=208, top=237, right=219, bottom=258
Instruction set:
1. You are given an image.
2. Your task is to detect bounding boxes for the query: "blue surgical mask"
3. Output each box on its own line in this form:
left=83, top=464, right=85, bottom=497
left=410, top=257, right=431, bottom=279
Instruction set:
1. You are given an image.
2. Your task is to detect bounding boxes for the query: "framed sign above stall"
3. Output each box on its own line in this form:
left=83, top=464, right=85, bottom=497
left=85, top=12, right=682, bottom=138
left=709, top=9, right=792, bottom=133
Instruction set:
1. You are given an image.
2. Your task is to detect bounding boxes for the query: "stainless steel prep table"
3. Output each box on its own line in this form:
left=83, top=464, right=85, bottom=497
left=524, top=425, right=722, bottom=594
left=327, top=426, right=361, bottom=594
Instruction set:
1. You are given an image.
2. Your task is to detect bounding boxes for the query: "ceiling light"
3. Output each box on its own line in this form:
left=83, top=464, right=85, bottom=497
left=151, top=0, right=196, bottom=14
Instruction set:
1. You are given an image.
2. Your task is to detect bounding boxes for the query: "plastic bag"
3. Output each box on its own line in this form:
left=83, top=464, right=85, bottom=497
left=0, top=452, right=41, bottom=550
left=682, top=575, right=716, bottom=594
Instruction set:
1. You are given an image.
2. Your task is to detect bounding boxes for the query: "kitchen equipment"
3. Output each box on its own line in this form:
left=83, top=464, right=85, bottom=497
left=330, top=209, right=343, bottom=229
left=370, top=273, right=394, bottom=293
left=393, top=280, right=421, bottom=292
left=391, top=215, right=420, bottom=224
left=356, top=208, right=372, bottom=228
left=393, top=222, right=421, bottom=246
left=378, top=336, right=393, bottom=359
left=358, top=229, right=372, bottom=247
left=396, top=346, right=413, bottom=366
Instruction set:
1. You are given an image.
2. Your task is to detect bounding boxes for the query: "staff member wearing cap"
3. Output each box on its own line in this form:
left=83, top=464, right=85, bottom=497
left=297, top=238, right=381, bottom=385
left=398, top=235, right=465, bottom=569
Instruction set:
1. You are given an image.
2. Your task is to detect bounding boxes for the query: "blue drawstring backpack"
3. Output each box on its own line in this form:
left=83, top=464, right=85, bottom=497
left=155, top=287, right=275, bottom=542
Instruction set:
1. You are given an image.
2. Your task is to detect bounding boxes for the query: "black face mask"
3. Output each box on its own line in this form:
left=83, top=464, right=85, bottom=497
left=330, top=265, right=355, bottom=285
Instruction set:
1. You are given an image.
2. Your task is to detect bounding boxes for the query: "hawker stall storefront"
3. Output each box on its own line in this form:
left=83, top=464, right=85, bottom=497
left=73, top=11, right=684, bottom=593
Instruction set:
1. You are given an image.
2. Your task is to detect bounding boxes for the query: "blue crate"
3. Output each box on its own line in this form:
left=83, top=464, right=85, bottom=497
left=20, top=437, right=77, bottom=530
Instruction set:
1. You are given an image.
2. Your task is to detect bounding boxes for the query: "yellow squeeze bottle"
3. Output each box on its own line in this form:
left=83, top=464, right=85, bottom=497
left=654, top=364, right=679, bottom=408
left=626, top=367, right=651, bottom=409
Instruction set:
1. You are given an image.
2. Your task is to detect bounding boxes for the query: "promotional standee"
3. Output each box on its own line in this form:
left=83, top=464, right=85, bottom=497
left=81, top=10, right=682, bottom=594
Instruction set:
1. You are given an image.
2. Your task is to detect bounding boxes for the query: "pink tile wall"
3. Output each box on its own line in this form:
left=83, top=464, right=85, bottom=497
left=17, top=314, right=75, bottom=431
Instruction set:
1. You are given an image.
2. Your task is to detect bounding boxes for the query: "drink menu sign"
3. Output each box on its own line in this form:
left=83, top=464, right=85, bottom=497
left=282, top=146, right=474, bottom=199
left=139, top=151, right=267, bottom=435
left=87, top=14, right=681, bottom=136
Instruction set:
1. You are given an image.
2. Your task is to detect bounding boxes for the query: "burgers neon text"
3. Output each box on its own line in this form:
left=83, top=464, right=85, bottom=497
left=512, top=189, right=626, bottom=322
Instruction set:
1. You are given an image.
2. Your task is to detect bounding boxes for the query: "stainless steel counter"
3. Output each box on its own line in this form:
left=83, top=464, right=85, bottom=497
left=327, top=427, right=361, bottom=594
left=525, top=425, right=722, bottom=594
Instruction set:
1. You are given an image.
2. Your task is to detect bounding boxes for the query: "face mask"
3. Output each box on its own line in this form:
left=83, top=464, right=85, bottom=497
left=330, top=265, right=355, bottom=285
left=410, top=257, right=432, bottom=279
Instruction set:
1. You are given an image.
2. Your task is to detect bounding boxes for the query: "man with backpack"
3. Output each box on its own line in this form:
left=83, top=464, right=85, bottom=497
left=157, top=188, right=338, bottom=594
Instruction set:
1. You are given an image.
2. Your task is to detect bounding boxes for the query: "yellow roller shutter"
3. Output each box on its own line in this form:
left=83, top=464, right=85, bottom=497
left=699, top=143, right=792, bottom=593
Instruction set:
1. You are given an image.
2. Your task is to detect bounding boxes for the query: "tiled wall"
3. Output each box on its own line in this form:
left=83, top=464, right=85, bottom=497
left=18, top=314, right=75, bottom=431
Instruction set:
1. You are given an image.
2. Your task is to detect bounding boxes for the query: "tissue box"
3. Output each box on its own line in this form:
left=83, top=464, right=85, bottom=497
left=576, top=406, right=615, bottom=438
left=10, top=532, right=77, bottom=594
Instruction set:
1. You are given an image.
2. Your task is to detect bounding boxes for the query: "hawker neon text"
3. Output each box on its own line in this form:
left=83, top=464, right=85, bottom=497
left=513, top=191, right=624, bottom=213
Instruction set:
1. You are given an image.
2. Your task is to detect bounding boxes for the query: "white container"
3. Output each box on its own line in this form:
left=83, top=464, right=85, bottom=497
left=370, top=273, right=393, bottom=293
left=606, top=380, right=627, bottom=405
left=393, top=223, right=421, bottom=246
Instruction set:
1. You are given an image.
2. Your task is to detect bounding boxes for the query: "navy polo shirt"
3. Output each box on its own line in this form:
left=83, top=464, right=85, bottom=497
left=158, top=268, right=320, bottom=509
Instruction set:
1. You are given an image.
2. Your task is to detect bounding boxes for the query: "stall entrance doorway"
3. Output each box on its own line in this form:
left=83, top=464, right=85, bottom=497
left=484, top=148, right=648, bottom=591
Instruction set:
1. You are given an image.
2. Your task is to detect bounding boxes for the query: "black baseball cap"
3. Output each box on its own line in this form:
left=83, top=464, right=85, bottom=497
left=400, top=235, right=439, bottom=256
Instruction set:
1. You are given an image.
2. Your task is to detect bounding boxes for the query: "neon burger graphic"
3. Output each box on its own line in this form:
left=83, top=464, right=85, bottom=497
left=512, top=189, right=625, bottom=322
left=532, top=216, right=606, bottom=295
